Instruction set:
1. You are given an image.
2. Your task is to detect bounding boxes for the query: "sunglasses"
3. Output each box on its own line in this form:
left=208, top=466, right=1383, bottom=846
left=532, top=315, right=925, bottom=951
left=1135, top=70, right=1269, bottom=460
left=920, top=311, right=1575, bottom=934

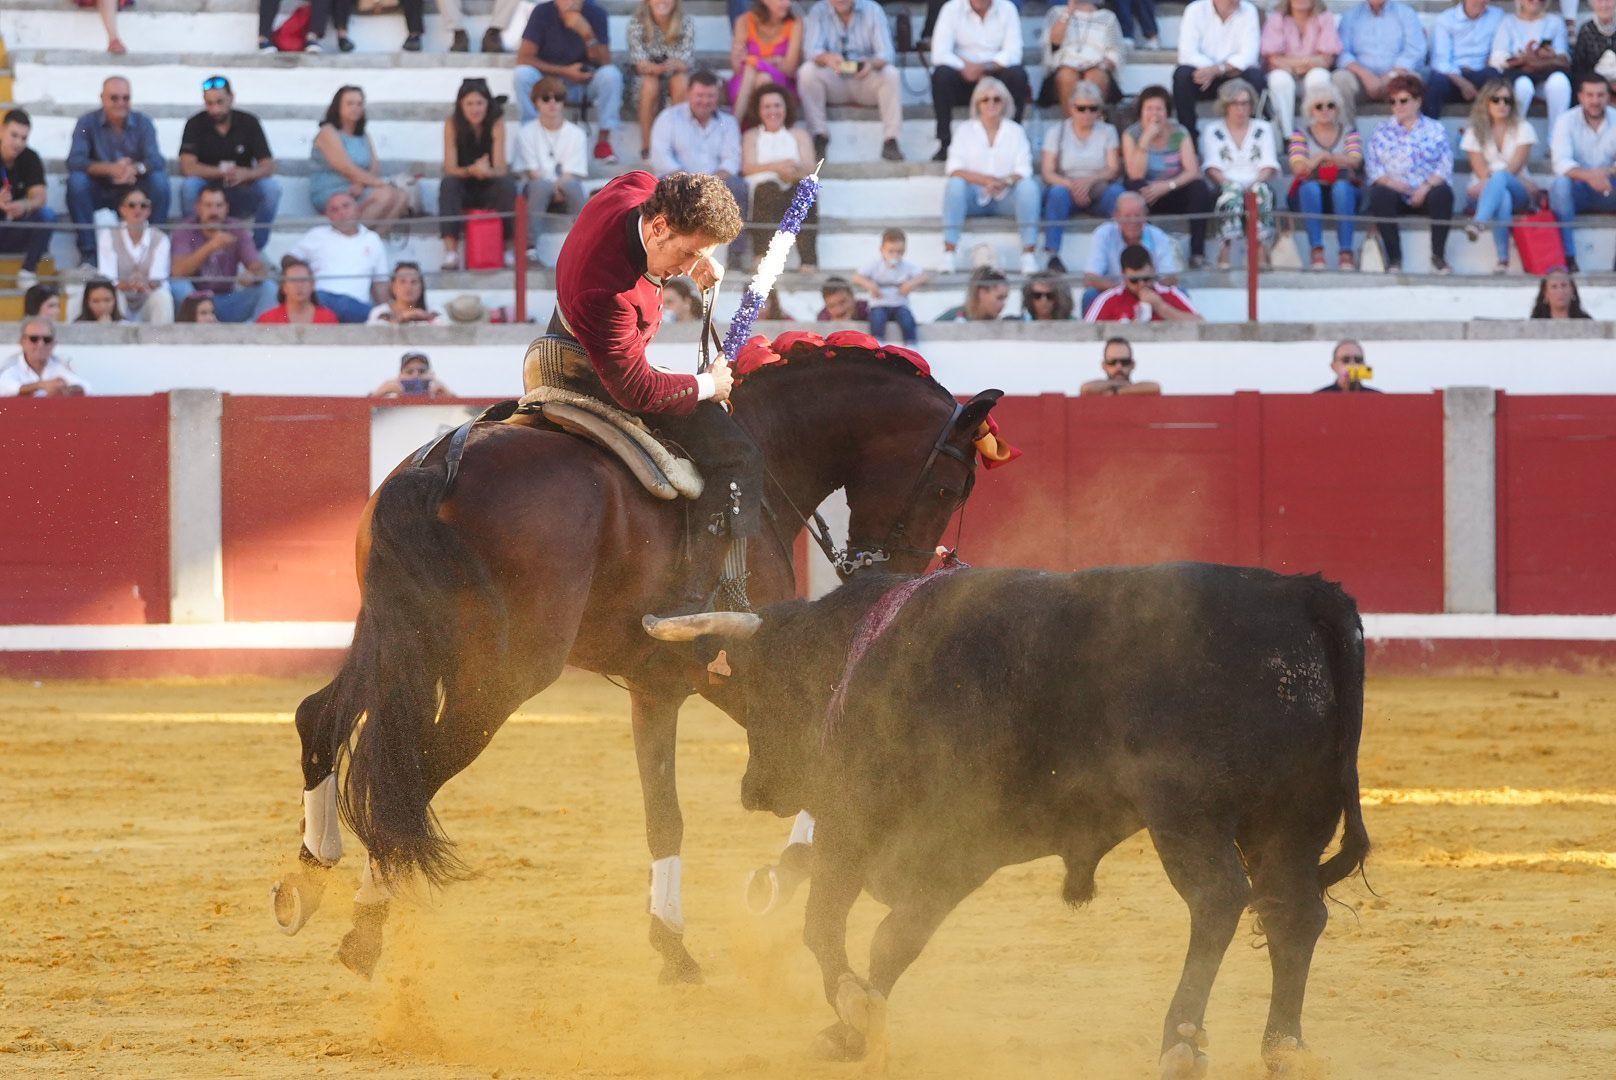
left=1125, top=274, right=1157, bottom=284
left=1490, top=95, right=1514, bottom=105
left=536, top=93, right=565, bottom=102
left=26, top=334, right=54, bottom=344
left=1072, top=103, right=1100, bottom=113
left=202, top=76, right=230, bottom=91
left=1338, top=353, right=1365, bottom=363
left=1313, top=102, right=1338, bottom=110
left=1389, top=96, right=1415, bottom=105
left=1104, top=357, right=1135, bottom=367
left=124, top=200, right=151, bottom=209
left=1029, top=290, right=1055, bottom=300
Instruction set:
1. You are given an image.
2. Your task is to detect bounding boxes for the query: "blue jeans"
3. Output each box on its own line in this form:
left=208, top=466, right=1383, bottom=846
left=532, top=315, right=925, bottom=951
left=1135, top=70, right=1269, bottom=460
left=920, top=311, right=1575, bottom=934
left=1042, top=180, right=1123, bottom=253
left=1107, top=0, right=1158, bottom=39
left=170, top=277, right=279, bottom=323
left=315, top=289, right=374, bottom=324
left=514, top=63, right=622, bottom=128
left=1288, top=179, right=1360, bottom=251
left=0, top=206, right=56, bottom=272
left=1473, top=172, right=1530, bottom=263
left=179, top=175, right=282, bottom=251
left=869, top=304, right=917, bottom=345
left=942, top=176, right=1042, bottom=248
left=1548, top=175, right=1616, bottom=254
left=65, top=169, right=171, bottom=259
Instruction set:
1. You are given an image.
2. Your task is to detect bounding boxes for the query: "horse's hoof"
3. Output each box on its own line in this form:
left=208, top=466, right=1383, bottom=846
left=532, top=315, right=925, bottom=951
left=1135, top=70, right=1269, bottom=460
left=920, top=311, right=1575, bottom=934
left=649, top=915, right=703, bottom=985
left=336, top=901, right=388, bottom=981
left=834, top=974, right=888, bottom=1071
left=1160, top=1023, right=1210, bottom=1080
left=1263, top=1035, right=1318, bottom=1077
left=809, top=1021, right=866, bottom=1061
left=270, top=868, right=328, bottom=936
left=744, top=843, right=813, bottom=916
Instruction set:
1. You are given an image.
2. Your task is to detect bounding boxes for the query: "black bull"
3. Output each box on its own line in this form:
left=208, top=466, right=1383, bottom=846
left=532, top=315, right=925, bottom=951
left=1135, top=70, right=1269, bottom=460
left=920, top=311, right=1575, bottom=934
left=662, top=562, right=1370, bottom=1075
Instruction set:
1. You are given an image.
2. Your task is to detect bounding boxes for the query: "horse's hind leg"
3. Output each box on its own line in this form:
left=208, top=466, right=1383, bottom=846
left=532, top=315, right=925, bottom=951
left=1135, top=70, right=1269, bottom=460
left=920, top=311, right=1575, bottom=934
left=271, top=682, right=344, bottom=935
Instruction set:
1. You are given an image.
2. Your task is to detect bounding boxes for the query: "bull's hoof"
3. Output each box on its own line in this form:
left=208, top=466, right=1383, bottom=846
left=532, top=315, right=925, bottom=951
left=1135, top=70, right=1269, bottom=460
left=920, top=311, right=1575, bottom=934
left=337, top=901, right=389, bottom=981
left=1262, top=1034, right=1320, bottom=1077
left=809, top=1021, right=866, bottom=1061
left=648, top=915, right=703, bottom=985
left=1159, top=1022, right=1210, bottom=1080
left=270, top=867, right=329, bottom=936
left=834, top=974, right=888, bottom=1072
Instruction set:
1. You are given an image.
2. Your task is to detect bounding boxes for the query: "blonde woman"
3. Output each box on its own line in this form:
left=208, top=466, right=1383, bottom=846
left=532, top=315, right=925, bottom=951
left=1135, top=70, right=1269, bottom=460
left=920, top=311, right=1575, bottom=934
left=1199, top=78, right=1279, bottom=267
left=1261, top=0, right=1342, bottom=135
left=1461, top=78, right=1539, bottom=272
left=627, top=0, right=695, bottom=160
left=1044, top=0, right=1125, bottom=105
left=1286, top=82, right=1363, bottom=269
left=941, top=76, right=1042, bottom=275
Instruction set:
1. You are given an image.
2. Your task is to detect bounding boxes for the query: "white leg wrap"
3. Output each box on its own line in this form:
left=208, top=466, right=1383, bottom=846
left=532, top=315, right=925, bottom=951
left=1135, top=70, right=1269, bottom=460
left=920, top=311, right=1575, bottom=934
left=302, top=774, right=343, bottom=866
left=787, top=810, right=816, bottom=848
left=354, top=857, right=392, bottom=906
left=649, top=855, right=685, bottom=934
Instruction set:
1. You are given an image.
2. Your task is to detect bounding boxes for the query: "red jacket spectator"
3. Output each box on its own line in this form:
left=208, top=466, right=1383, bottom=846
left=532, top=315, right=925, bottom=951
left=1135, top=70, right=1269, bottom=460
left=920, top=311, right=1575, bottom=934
left=1083, top=282, right=1198, bottom=322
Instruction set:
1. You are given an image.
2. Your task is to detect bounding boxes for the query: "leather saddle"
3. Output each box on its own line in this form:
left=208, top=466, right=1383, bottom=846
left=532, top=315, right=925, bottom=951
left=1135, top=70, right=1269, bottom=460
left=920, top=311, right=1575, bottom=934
left=518, top=336, right=704, bottom=502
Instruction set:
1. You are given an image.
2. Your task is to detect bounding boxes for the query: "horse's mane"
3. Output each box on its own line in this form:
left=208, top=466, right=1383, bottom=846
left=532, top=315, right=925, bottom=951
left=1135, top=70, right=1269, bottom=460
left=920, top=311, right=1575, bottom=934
left=730, top=331, right=957, bottom=408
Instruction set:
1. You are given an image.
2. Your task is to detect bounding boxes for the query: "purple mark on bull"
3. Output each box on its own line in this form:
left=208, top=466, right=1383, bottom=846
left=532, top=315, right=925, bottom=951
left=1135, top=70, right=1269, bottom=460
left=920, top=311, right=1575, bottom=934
left=824, top=566, right=965, bottom=743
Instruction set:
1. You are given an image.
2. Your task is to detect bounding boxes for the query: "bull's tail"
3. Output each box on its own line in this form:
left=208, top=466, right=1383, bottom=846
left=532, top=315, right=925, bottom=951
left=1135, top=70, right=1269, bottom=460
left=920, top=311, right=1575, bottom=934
left=1308, top=577, right=1371, bottom=890
left=327, top=465, right=501, bottom=890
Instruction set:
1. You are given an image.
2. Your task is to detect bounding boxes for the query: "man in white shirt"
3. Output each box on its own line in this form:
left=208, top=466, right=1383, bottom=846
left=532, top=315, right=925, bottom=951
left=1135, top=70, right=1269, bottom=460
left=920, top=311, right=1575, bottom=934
left=1173, top=0, right=1265, bottom=139
left=289, top=190, right=391, bottom=323
left=1, top=319, right=90, bottom=397
left=929, top=0, right=1030, bottom=160
left=513, top=75, right=590, bottom=263
left=1549, top=73, right=1616, bottom=270
left=650, top=71, right=750, bottom=261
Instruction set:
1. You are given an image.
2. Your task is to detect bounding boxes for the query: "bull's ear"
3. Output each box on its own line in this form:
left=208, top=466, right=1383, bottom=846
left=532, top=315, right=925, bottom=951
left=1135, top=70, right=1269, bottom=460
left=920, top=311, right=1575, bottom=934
left=952, top=389, right=1004, bottom=441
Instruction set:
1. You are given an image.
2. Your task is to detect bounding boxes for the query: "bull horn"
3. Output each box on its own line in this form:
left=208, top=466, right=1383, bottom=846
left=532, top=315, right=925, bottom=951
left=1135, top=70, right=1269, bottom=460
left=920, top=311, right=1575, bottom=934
left=642, top=612, right=763, bottom=641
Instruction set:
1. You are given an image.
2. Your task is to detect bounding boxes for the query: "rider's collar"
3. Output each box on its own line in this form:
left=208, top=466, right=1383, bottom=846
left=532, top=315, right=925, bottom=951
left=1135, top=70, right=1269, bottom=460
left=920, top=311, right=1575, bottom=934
left=631, top=212, right=663, bottom=287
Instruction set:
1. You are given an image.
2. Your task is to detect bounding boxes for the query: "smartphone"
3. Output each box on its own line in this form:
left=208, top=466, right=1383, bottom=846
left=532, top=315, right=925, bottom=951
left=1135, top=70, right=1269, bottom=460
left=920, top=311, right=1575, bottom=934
left=400, top=377, right=432, bottom=395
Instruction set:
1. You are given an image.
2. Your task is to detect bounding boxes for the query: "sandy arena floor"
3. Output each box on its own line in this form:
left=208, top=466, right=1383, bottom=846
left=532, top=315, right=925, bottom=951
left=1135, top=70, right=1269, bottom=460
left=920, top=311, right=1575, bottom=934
left=3, top=671, right=1615, bottom=1079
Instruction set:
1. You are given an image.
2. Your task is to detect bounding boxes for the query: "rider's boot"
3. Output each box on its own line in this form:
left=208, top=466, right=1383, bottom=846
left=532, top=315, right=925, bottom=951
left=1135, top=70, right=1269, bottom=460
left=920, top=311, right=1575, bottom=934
left=657, top=481, right=753, bottom=618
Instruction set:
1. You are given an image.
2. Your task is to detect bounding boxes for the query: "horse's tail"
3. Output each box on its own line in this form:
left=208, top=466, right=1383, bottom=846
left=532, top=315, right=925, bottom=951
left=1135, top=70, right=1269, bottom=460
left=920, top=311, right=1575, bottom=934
left=1309, top=576, right=1371, bottom=891
left=327, top=464, right=498, bottom=889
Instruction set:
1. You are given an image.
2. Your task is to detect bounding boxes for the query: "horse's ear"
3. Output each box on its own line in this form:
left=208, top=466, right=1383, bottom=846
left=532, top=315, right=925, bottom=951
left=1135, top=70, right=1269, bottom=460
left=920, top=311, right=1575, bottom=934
left=952, top=389, right=1004, bottom=441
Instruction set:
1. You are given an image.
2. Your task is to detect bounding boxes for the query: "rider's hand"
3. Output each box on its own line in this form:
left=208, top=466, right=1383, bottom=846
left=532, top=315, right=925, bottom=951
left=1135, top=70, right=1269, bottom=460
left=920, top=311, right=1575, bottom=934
left=708, top=358, right=735, bottom=403
left=689, top=255, right=724, bottom=291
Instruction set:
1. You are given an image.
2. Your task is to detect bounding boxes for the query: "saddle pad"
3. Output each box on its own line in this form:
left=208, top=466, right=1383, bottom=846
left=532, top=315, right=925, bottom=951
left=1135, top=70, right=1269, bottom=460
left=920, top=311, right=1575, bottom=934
left=519, top=385, right=704, bottom=500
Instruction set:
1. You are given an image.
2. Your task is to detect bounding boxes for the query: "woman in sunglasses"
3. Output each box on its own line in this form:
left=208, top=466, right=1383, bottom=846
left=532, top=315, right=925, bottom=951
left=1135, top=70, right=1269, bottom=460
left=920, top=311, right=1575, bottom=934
left=1287, top=83, right=1363, bottom=270
left=1019, top=271, right=1075, bottom=320
left=941, top=77, right=1042, bottom=276
left=1365, top=73, right=1456, bottom=273
left=1201, top=78, right=1280, bottom=269
left=1461, top=79, right=1540, bottom=273
left=1040, top=81, right=1123, bottom=271
left=96, top=187, right=174, bottom=324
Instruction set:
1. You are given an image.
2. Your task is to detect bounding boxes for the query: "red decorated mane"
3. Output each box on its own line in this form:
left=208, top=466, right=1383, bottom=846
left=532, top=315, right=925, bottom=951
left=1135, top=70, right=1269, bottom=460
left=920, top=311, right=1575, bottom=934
left=732, top=330, right=932, bottom=382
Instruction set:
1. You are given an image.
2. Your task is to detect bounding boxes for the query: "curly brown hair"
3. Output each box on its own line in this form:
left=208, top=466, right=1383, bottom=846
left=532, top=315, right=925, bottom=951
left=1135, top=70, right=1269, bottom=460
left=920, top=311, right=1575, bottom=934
left=641, top=171, right=743, bottom=244
left=743, top=82, right=800, bottom=129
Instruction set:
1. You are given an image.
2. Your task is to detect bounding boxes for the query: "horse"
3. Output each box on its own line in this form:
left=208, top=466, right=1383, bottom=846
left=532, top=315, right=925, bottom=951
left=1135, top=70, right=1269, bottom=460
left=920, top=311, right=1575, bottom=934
left=271, top=335, right=1005, bottom=984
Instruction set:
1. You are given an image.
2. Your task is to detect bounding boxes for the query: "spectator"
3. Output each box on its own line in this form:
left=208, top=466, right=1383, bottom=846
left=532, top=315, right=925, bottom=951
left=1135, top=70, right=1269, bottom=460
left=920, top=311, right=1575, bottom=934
left=1080, top=336, right=1162, bottom=394
left=1019, top=270, right=1075, bottom=319
left=651, top=71, right=750, bottom=262
left=818, top=275, right=871, bottom=320
left=75, top=278, right=123, bottom=323
left=1043, top=0, right=1124, bottom=107
left=1122, top=85, right=1212, bottom=267
left=95, top=0, right=126, bottom=56
left=474, top=0, right=528, bottom=52
left=741, top=85, right=819, bottom=271
left=97, top=186, right=173, bottom=324
left=259, top=0, right=354, bottom=53
left=1425, top=0, right=1506, bottom=118
left=1111, top=0, right=1160, bottom=49
left=1081, top=191, right=1184, bottom=312
left=1316, top=338, right=1381, bottom=391
left=760, top=290, right=790, bottom=320
left=1491, top=0, right=1573, bottom=132
left=1530, top=265, right=1592, bottom=315
left=1262, top=0, right=1344, bottom=136
left=1084, top=243, right=1202, bottom=321
left=177, top=291, right=219, bottom=323
left=290, top=190, right=390, bottom=323
left=800, top=0, right=903, bottom=162
left=178, top=76, right=280, bottom=251
left=1332, top=0, right=1428, bottom=124
left=433, top=0, right=473, bottom=52
left=514, top=0, right=622, bottom=164
left=309, top=86, right=411, bottom=227
left=1, top=320, right=90, bottom=397
left=1041, top=82, right=1123, bottom=271
left=169, top=182, right=276, bottom=324
left=940, top=77, right=1041, bottom=275
left=1549, top=74, right=1616, bottom=271
left=1174, top=0, right=1265, bottom=142
left=929, top=0, right=1032, bottom=162
left=936, top=265, right=1011, bottom=320
left=0, top=109, right=54, bottom=288
left=1366, top=73, right=1457, bottom=272
left=664, top=275, right=702, bottom=320
left=373, top=351, right=456, bottom=397
left=256, top=256, right=339, bottom=324
left=628, top=0, right=696, bottom=161
left=23, top=284, right=61, bottom=321
left=1462, top=79, right=1540, bottom=273
left=367, top=262, right=442, bottom=324
left=439, top=79, right=517, bottom=272
left=514, top=77, right=589, bottom=265
left=1288, top=82, right=1365, bottom=269
left=853, top=226, right=927, bottom=343
left=67, top=77, right=169, bottom=269
left=1201, top=78, right=1280, bottom=268
left=729, top=0, right=803, bottom=117
left=1572, top=0, right=1616, bottom=94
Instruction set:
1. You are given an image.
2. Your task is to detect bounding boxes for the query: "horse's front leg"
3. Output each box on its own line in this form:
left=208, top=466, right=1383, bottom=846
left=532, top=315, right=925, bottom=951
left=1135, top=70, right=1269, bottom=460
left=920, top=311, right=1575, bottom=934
left=630, top=689, right=703, bottom=984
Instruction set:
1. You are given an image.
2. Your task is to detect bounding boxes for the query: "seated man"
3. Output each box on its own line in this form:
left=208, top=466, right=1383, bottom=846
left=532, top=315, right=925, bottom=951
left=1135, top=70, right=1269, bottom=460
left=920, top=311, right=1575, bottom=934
left=817, top=276, right=871, bottom=321
left=650, top=72, right=749, bottom=262
left=929, top=0, right=1031, bottom=161
left=513, top=0, right=622, bottom=165
left=1315, top=338, right=1381, bottom=392
left=66, top=77, right=169, bottom=269
left=1080, top=192, right=1183, bottom=318
left=0, top=109, right=54, bottom=288
left=1549, top=74, right=1616, bottom=272
left=1, top=319, right=90, bottom=398
left=1424, top=0, right=1505, bottom=117
left=1174, top=0, right=1265, bottom=141
left=178, top=76, right=280, bottom=251
left=1080, top=336, right=1163, bottom=395
left=170, top=182, right=277, bottom=323
left=1083, top=244, right=1202, bottom=322
left=800, top=0, right=904, bottom=162
left=289, top=191, right=391, bottom=323
left=1331, top=0, right=1428, bottom=123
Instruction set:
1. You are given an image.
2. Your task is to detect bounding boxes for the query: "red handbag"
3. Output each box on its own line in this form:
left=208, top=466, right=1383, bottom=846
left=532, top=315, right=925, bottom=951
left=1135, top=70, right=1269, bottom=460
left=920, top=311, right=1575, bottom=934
left=463, top=209, right=504, bottom=270
left=1512, top=198, right=1566, bottom=275
left=272, top=4, right=311, bottom=51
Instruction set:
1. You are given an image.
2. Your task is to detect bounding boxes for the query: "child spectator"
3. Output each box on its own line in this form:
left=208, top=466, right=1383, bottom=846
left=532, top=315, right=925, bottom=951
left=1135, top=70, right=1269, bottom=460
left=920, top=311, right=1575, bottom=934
left=75, top=278, right=124, bottom=323
left=853, top=227, right=927, bottom=344
left=818, top=276, right=870, bottom=321
left=177, top=291, right=219, bottom=323
left=256, top=256, right=339, bottom=324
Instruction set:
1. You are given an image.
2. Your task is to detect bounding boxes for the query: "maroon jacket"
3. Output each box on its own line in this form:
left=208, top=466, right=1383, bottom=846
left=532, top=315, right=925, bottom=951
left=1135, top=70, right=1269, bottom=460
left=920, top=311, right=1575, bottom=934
left=554, top=171, right=700, bottom=416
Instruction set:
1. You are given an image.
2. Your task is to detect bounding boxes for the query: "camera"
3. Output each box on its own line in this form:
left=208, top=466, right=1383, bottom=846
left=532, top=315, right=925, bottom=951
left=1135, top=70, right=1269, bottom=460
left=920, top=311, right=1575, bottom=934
left=1344, top=363, right=1373, bottom=384
left=839, top=59, right=866, bottom=75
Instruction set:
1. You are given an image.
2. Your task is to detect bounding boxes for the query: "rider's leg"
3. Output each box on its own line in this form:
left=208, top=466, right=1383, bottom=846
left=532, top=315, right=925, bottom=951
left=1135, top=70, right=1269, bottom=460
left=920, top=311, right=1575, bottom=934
left=650, top=401, right=763, bottom=613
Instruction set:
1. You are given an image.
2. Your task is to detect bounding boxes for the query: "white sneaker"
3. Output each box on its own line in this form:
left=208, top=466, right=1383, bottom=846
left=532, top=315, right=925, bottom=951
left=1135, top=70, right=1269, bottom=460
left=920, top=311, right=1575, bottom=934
left=1019, top=251, right=1039, bottom=275
left=503, top=250, right=516, bottom=268
left=939, top=248, right=957, bottom=275
left=14, top=268, right=37, bottom=289
left=1143, top=36, right=1161, bottom=49
left=441, top=250, right=460, bottom=271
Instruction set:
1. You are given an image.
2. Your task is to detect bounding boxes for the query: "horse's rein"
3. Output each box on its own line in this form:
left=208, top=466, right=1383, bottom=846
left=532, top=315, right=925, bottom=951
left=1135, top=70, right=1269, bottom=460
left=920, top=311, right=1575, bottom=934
left=695, top=284, right=723, bottom=376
